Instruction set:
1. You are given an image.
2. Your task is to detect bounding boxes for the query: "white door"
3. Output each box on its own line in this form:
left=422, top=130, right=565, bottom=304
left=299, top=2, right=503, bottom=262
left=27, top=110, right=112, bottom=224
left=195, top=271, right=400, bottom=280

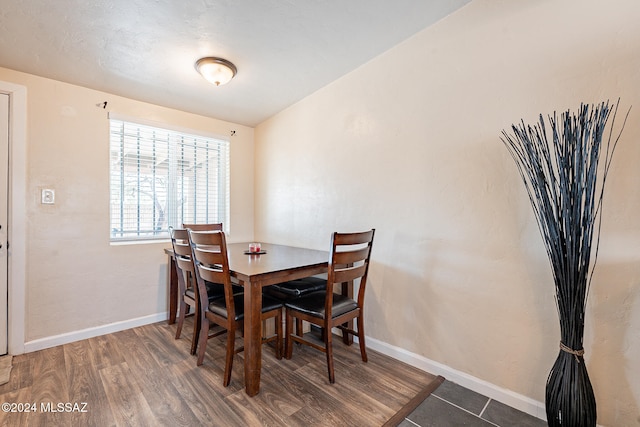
left=0, top=93, right=8, bottom=354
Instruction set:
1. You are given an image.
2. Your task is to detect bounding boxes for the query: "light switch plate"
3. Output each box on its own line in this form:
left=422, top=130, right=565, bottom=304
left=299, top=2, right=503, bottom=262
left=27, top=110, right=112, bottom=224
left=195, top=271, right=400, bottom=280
left=41, top=189, right=55, bottom=204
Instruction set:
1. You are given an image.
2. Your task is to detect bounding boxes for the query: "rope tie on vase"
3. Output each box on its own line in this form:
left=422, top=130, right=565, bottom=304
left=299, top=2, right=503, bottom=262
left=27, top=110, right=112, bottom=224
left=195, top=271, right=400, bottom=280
left=560, top=342, right=585, bottom=363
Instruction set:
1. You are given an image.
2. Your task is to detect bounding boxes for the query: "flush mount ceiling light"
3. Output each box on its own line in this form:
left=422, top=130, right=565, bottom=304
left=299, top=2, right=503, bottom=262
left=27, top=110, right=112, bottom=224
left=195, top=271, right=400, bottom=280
left=195, top=57, right=237, bottom=86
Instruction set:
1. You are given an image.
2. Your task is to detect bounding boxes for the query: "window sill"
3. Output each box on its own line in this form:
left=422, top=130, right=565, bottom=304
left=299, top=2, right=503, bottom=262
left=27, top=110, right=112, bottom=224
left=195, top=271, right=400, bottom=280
left=110, top=238, right=170, bottom=246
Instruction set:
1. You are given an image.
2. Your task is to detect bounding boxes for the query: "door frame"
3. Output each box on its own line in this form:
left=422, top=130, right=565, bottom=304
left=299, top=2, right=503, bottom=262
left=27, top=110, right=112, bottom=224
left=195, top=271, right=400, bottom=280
left=0, top=80, right=26, bottom=355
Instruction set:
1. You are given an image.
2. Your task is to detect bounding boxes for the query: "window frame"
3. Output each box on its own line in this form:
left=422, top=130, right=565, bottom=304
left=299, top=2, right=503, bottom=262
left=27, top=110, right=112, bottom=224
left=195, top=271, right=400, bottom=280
left=108, top=114, right=230, bottom=243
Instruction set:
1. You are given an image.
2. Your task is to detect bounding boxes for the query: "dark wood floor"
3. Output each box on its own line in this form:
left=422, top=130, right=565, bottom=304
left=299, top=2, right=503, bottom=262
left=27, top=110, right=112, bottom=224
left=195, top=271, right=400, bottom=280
left=0, top=317, right=435, bottom=427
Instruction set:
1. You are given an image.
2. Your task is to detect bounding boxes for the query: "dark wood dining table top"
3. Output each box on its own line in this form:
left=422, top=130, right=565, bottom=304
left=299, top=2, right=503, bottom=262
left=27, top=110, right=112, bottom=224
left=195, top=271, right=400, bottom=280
left=225, top=242, right=329, bottom=286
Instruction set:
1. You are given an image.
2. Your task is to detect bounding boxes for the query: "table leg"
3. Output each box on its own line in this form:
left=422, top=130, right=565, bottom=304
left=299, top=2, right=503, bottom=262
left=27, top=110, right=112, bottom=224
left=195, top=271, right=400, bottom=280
left=167, top=254, right=177, bottom=325
left=243, top=279, right=262, bottom=396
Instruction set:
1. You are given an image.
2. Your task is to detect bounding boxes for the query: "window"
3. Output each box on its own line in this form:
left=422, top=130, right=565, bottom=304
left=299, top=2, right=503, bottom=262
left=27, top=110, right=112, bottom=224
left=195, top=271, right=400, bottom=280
left=109, top=117, right=229, bottom=241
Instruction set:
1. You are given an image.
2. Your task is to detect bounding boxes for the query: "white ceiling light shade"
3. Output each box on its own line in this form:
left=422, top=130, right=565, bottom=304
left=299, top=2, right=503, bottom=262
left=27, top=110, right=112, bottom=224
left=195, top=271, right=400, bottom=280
left=195, top=57, right=237, bottom=86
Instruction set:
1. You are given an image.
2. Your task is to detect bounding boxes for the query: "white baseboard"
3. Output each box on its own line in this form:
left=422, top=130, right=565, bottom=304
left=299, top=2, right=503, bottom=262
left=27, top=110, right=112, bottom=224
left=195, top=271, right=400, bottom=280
left=23, top=312, right=168, bottom=354
left=365, top=336, right=548, bottom=422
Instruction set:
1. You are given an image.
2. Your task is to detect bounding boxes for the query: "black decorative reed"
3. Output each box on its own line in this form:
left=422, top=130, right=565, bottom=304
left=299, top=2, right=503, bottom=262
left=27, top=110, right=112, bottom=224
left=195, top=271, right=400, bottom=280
left=500, top=100, right=629, bottom=427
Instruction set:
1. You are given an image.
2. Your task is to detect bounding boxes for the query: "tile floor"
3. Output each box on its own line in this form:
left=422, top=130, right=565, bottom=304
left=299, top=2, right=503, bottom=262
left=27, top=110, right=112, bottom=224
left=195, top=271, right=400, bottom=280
left=399, top=380, right=547, bottom=427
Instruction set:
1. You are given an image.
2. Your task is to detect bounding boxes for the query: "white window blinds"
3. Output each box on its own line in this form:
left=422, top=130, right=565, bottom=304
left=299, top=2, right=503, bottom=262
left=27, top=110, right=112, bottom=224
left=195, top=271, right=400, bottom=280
left=109, top=118, right=229, bottom=241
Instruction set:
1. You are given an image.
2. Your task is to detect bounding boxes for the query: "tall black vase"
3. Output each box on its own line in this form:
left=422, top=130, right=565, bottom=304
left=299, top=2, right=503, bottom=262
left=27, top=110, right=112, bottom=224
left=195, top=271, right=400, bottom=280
left=545, top=350, right=596, bottom=427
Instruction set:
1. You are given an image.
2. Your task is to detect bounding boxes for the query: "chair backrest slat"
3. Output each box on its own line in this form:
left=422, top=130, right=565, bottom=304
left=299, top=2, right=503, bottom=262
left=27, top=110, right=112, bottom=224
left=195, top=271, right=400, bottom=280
left=174, top=243, right=192, bottom=258
left=333, top=229, right=374, bottom=246
left=193, top=248, right=227, bottom=283
left=175, top=255, right=194, bottom=274
left=333, top=246, right=370, bottom=266
left=333, top=264, right=367, bottom=284
left=183, top=223, right=223, bottom=232
left=193, top=245, right=226, bottom=264
left=194, top=262, right=226, bottom=285
left=172, top=232, right=192, bottom=258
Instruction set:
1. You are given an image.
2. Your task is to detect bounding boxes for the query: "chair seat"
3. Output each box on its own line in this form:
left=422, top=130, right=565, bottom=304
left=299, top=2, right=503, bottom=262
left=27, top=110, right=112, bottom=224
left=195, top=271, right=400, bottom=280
left=284, top=291, right=358, bottom=319
left=263, top=277, right=326, bottom=300
left=208, top=294, right=283, bottom=321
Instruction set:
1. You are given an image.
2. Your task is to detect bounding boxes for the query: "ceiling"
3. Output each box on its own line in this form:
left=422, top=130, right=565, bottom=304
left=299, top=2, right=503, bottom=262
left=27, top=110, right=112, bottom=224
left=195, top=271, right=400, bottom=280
left=0, top=0, right=470, bottom=127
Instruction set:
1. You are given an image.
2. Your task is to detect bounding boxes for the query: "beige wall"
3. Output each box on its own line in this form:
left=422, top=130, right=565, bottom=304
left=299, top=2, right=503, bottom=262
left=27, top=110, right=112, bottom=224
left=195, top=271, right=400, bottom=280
left=254, top=0, right=640, bottom=425
left=0, top=67, right=255, bottom=342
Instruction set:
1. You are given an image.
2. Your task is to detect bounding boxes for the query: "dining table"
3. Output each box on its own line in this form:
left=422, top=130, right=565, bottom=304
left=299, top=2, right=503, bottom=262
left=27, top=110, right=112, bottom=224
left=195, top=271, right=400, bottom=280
left=165, top=241, right=346, bottom=396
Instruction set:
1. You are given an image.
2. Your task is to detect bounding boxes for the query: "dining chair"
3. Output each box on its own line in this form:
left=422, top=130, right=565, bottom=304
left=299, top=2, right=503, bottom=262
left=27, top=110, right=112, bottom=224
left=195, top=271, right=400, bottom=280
left=169, top=227, right=226, bottom=355
left=284, top=229, right=375, bottom=384
left=189, top=229, right=284, bottom=387
left=182, top=222, right=223, bottom=231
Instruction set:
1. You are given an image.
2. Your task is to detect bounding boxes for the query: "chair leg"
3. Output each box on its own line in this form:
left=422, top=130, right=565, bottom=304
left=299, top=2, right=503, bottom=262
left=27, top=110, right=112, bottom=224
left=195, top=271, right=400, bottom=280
left=275, top=311, right=283, bottom=360
left=325, top=326, right=335, bottom=384
left=357, top=315, right=368, bottom=363
left=341, top=321, right=351, bottom=345
left=295, top=319, right=303, bottom=337
left=223, top=324, right=236, bottom=387
left=175, top=299, right=187, bottom=339
left=285, top=309, right=294, bottom=359
left=190, top=304, right=199, bottom=355
left=196, top=318, right=210, bottom=366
